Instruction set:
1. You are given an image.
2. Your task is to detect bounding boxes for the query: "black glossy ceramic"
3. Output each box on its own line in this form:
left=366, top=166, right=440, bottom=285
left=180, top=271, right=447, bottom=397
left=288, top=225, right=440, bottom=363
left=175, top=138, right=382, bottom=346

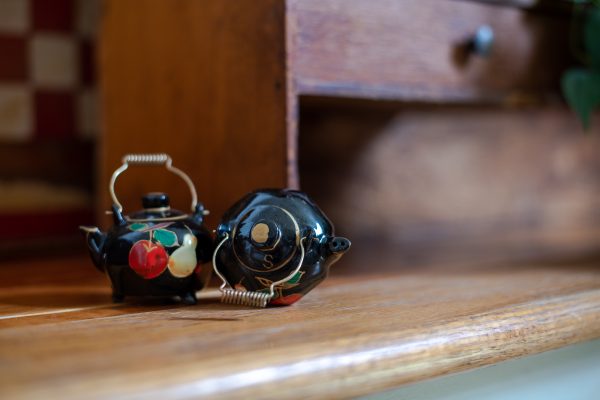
left=214, top=189, right=350, bottom=306
left=80, top=155, right=213, bottom=304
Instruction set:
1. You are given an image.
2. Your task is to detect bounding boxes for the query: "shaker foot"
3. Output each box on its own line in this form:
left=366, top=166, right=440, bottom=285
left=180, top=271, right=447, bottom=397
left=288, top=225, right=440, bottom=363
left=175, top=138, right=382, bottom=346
left=112, top=293, right=125, bottom=303
left=181, top=292, right=197, bottom=305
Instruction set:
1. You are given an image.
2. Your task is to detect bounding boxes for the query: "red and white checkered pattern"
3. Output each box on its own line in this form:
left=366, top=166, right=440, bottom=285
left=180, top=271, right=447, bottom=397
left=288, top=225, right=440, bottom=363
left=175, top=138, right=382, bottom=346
left=0, top=0, right=99, bottom=142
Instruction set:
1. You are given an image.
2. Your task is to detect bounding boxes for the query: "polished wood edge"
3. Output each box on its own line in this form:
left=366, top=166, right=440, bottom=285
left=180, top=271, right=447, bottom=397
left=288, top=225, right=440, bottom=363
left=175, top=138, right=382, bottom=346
left=142, top=291, right=600, bottom=399
left=11, top=288, right=597, bottom=399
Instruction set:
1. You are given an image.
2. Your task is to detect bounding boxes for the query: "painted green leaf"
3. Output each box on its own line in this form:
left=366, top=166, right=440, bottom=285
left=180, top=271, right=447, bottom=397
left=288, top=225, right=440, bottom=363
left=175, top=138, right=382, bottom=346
left=153, top=229, right=179, bottom=247
left=561, top=68, right=600, bottom=129
left=287, top=271, right=304, bottom=285
left=584, top=7, right=600, bottom=69
left=129, top=223, right=149, bottom=231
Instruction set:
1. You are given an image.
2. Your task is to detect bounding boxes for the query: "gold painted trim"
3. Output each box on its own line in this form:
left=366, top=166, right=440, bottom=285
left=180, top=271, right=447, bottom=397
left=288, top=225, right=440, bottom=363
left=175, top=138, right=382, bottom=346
left=231, top=206, right=300, bottom=274
left=125, top=214, right=189, bottom=223
left=143, top=206, right=171, bottom=213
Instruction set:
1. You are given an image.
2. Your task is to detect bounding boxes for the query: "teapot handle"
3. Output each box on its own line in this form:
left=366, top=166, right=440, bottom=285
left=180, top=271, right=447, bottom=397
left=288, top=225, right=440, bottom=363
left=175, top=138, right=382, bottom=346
left=109, top=153, right=198, bottom=214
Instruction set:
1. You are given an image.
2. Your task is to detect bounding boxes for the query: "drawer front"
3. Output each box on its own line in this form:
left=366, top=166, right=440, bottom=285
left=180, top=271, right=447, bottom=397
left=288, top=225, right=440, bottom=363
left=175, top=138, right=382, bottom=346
left=287, top=0, right=570, bottom=101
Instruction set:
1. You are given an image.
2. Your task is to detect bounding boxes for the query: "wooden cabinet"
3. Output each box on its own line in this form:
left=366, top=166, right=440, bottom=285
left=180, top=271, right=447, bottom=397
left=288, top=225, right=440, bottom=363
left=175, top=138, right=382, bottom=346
left=100, top=0, right=599, bottom=267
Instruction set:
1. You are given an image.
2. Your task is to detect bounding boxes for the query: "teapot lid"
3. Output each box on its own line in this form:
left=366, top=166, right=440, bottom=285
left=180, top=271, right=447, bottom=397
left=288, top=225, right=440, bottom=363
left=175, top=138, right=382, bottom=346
left=127, top=192, right=188, bottom=222
left=231, top=205, right=300, bottom=273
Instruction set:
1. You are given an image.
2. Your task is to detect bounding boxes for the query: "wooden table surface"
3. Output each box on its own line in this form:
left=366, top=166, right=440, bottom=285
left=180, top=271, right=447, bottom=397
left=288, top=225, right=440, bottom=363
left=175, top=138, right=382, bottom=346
left=0, top=255, right=599, bottom=399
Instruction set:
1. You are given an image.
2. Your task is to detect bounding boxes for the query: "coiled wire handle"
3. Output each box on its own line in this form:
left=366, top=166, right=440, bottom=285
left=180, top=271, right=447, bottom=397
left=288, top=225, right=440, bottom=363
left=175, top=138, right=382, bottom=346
left=109, top=153, right=198, bottom=214
left=212, top=233, right=306, bottom=308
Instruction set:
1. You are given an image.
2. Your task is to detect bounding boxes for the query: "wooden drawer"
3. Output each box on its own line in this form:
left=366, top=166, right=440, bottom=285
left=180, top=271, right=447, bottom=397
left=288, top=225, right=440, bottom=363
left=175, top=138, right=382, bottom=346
left=287, top=0, right=570, bottom=101
left=299, top=102, right=600, bottom=268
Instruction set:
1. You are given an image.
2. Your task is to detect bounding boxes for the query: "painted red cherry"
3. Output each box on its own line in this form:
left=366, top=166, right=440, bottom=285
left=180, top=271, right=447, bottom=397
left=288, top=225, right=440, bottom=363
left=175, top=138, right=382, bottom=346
left=128, top=240, right=168, bottom=279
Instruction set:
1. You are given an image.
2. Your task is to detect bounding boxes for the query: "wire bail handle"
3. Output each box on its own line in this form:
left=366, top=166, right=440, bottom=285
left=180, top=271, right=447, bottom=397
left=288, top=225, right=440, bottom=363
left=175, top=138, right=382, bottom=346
left=212, top=233, right=307, bottom=308
left=109, top=153, right=198, bottom=214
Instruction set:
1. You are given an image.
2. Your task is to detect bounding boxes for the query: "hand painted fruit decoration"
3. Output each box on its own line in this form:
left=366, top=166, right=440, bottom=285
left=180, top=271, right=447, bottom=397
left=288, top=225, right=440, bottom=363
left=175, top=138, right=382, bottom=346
left=213, top=189, right=350, bottom=307
left=128, top=239, right=169, bottom=279
left=80, top=154, right=213, bottom=304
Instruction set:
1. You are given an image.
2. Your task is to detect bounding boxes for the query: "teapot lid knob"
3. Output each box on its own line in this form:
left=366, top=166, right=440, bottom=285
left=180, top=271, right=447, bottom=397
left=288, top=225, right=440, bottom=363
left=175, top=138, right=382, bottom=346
left=250, top=221, right=281, bottom=250
left=142, top=192, right=170, bottom=209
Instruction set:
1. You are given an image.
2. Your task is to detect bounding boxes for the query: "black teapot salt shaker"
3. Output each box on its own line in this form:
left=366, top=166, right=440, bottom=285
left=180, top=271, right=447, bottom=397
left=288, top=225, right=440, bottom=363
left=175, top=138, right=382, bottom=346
left=212, top=189, right=351, bottom=307
left=80, top=154, right=213, bottom=304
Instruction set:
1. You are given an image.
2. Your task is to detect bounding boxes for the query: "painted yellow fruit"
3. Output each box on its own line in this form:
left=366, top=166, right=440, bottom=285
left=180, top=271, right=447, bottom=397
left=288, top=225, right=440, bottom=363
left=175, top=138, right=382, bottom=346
left=167, top=234, right=198, bottom=278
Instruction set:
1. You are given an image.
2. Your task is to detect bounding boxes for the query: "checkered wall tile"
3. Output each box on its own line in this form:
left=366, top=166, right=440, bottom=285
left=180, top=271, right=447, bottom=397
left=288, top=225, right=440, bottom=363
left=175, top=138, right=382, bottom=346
left=0, top=0, right=99, bottom=142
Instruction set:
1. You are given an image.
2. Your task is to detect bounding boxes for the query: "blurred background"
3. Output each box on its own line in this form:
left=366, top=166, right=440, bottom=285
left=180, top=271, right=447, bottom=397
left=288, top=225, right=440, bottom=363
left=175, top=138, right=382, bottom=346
left=0, top=0, right=599, bottom=270
left=0, top=0, right=98, bottom=254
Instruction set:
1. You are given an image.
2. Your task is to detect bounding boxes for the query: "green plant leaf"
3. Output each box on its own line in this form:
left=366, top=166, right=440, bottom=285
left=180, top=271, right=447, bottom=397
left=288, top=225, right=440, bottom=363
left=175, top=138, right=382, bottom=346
left=153, top=229, right=179, bottom=247
left=561, top=68, right=600, bottom=129
left=584, top=7, right=600, bottom=69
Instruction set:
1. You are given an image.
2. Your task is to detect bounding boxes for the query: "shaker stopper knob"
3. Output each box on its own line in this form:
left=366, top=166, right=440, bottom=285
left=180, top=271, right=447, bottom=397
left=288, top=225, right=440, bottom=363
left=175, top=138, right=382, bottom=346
left=250, top=221, right=281, bottom=250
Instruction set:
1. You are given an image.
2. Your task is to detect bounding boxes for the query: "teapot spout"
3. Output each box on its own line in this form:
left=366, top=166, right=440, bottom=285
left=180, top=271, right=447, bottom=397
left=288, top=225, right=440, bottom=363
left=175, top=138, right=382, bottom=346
left=324, top=236, right=351, bottom=267
left=328, top=236, right=351, bottom=255
left=79, top=226, right=107, bottom=272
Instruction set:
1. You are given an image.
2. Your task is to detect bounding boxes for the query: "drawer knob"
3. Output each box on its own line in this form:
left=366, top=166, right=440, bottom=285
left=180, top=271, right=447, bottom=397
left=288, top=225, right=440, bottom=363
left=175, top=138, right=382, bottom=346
left=470, top=25, right=494, bottom=57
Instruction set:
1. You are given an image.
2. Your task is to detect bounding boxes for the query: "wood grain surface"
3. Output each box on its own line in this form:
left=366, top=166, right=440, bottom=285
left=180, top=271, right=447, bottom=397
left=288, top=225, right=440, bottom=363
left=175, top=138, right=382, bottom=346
left=1, top=255, right=599, bottom=399
left=287, top=0, right=570, bottom=101
left=300, top=103, right=600, bottom=267
left=99, top=0, right=289, bottom=228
